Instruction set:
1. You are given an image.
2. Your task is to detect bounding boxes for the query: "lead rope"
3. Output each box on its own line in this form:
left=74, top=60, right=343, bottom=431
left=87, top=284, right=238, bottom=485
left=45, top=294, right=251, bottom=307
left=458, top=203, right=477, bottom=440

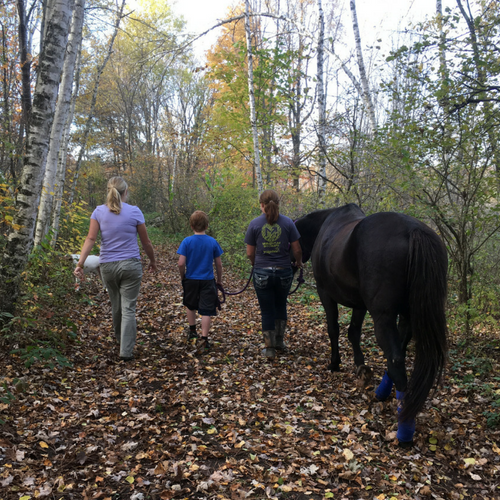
left=216, top=266, right=305, bottom=310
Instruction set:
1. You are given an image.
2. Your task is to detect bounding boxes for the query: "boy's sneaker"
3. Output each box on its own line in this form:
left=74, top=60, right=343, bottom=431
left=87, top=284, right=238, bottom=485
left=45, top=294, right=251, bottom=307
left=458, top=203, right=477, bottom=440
left=185, top=329, right=198, bottom=346
left=198, top=338, right=210, bottom=352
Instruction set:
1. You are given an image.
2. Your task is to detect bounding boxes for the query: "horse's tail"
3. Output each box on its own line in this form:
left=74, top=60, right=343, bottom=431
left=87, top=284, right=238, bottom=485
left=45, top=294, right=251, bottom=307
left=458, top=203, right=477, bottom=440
left=401, top=228, right=448, bottom=422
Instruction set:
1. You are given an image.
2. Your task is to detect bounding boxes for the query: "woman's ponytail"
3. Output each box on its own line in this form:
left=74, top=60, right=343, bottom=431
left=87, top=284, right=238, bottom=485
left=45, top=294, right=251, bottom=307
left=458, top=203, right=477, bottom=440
left=106, top=176, right=128, bottom=214
left=259, top=189, right=280, bottom=225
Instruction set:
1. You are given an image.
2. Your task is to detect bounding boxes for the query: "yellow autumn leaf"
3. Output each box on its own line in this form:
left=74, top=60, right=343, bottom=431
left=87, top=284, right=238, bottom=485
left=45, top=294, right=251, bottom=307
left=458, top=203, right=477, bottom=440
left=206, top=428, right=216, bottom=434
left=429, top=437, right=438, bottom=445
left=464, top=457, right=476, bottom=466
left=281, top=485, right=292, bottom=492
left=235, top=440, right=245, bottom=448
left=125, top=476, right=134, bottom=484
left=20, top=497, right=31, bottom=500
left=39, top=441, right=49, bottom=449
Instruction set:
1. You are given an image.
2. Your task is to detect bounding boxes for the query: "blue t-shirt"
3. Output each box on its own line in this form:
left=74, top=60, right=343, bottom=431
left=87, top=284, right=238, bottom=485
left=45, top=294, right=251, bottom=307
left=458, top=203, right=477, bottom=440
left=91, top=203, right=145, bottom=263
left=177, top=234, right=223, bottom=280
left=244, top=214, right=300, bottom=268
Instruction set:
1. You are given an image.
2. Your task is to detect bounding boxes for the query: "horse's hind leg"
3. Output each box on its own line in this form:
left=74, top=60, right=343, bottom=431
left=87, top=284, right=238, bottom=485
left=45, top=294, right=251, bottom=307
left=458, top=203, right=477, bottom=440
left=348, top=308, right=372, bottom=385
left=398, top=314, right=412, bottom=358
left=317, top=288, right=341, bottom=371
left=373, top=314, right=408, bottom=393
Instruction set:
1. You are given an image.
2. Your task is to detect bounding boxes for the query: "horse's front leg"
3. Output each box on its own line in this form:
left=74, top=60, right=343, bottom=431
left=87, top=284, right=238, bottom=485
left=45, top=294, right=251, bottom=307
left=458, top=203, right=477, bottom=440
left=318, top=288, right=341, bottom=371
left=348, top=308, right=371, bottom=385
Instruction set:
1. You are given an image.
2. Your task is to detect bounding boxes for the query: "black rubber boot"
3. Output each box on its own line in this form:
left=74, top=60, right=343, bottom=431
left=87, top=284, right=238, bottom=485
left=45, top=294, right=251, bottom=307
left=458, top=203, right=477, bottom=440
left=262, top=330, right=276, bottom=358
left=275, top=319, right=287, bottom=351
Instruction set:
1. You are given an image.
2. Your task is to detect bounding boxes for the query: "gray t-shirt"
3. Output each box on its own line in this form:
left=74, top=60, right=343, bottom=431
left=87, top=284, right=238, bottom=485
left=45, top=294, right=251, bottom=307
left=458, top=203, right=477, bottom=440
left=245, top=214, right=301, bottom=268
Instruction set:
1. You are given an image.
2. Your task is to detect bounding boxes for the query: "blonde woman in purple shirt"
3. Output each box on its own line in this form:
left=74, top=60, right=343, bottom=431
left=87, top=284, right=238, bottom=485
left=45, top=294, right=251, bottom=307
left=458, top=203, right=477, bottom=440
left=74, top=177, right=157, bottom=361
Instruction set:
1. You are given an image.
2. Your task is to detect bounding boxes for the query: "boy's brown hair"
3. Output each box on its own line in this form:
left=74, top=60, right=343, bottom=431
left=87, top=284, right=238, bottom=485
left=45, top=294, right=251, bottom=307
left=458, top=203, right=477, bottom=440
left=190, top=210, right=209, bottom=232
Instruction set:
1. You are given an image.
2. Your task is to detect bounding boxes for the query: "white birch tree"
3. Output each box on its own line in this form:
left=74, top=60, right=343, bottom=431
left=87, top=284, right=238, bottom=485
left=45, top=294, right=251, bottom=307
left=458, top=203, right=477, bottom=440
left=1, top=0, right=75, bottom=315
left=349, top=0, right=376, bottom=134
left=316, top=0, right=327, bottom=201
left=34, top=0, right=85, bottom=246
left=244, top=0, right=263, bottom=194
left=50, top=43, right=82, bottom=247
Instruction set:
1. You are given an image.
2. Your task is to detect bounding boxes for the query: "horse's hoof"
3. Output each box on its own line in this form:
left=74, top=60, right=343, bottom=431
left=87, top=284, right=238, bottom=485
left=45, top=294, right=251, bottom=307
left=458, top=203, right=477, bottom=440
left=356, top=365, right=373, bottom=387
left=328, top=363, right=341, bottom=372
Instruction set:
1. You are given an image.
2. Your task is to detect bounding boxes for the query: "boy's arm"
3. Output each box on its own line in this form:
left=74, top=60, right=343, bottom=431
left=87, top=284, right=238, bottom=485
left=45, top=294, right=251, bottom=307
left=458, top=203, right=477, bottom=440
left=178, top=255, right=186, bottom=279
left=214, top=256, right=223, bottom=285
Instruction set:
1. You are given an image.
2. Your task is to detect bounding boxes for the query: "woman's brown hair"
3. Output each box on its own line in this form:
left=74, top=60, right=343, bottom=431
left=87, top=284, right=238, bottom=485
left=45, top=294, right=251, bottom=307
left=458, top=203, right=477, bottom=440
left=260, top=189, right=280, bottom=225
left=106, top=176, right=128, bottom=214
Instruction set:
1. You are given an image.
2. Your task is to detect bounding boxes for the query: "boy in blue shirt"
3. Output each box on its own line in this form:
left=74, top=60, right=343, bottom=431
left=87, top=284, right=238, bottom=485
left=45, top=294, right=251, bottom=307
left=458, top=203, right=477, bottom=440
left=177, top=211, right=223, bottom=351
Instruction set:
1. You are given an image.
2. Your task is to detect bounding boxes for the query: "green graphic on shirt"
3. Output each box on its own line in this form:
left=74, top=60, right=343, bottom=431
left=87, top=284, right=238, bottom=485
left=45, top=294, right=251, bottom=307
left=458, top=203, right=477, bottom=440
left=261, top=223, right=281, bottom=254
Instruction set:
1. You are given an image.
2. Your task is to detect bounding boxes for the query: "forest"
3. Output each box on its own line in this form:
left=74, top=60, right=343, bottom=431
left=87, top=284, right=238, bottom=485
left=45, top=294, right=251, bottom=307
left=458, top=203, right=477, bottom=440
left=0, top=0, right=499, bottom=498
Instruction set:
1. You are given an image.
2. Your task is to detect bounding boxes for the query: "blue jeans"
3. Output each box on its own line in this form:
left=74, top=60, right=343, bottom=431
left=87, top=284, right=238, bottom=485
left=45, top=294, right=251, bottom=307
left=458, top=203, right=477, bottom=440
left=100, top=258, right=143, bottom=358
left=253, top=268, right=293, bottom=331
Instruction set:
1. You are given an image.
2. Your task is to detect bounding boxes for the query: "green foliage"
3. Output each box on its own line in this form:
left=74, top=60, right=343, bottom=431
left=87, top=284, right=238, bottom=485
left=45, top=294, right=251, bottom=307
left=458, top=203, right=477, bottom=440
left=55, top=199, right=94, bottom=254
left=12, top=341, right=73, bottom=369
left=0, top=181, right=17, bottom=238
left=208, top=177, right=258, bottom=271
left=1, top=238, right=80, bottom=369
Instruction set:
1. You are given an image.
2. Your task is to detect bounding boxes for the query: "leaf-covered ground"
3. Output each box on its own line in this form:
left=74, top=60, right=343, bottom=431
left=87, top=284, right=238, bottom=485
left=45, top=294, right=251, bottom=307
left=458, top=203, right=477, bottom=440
left=1, top=246, right=500, bottom=500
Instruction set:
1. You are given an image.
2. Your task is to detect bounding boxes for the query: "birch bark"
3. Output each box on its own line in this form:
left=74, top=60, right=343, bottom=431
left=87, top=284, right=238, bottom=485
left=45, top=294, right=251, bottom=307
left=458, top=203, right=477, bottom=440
left=34, top=0, right=85, bottom=246
left=1, top=0, right=75, bottom=315
left=50, top=42, right=82, bottom=247
left=244, top=0, right=263, bottom=194
left=349, top=0, right=376, bottom=134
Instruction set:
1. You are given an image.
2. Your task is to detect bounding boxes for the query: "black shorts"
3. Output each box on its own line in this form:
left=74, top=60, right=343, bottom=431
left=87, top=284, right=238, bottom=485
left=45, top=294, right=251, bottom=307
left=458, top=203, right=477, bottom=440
left=182, top=279, right=218, bottom=316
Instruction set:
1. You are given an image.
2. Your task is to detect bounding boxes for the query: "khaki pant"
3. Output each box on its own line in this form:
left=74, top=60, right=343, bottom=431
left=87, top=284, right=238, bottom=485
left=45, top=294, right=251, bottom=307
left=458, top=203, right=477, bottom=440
left=100, top=258, right=143, bottom=358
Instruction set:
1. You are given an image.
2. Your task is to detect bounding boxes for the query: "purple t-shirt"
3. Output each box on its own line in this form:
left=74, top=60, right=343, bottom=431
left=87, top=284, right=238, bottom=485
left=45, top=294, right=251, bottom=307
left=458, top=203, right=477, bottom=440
left=91, top=203, right=145, bottom=263
left=244, top=214, right=300, bottom=268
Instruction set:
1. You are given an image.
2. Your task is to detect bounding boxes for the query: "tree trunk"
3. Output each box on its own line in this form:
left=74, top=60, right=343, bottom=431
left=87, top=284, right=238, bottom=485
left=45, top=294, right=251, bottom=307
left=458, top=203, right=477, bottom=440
left=51, top=41, right=83, bottom=248
left=68, top=0, right=126, bottom=205
left=244, top=0, right=263, bottom=195
left=316, top=0, right=327, bottom=202
left=16, top=0, right=32, bottom=131
left=35, top=0, right=85, bottom=247
left=0, top=0, right=75, bottom=315
left=349, top=0, right=376, bottom=135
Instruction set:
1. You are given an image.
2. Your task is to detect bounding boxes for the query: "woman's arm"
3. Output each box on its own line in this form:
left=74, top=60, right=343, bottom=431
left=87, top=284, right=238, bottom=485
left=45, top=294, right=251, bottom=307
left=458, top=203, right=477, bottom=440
left=246, top=244, right=256, bottom=266
left=137, top=223, right=157, bottom=271
left=74, top=219, right=100, bottom=279
left=290, top=240, right=303, bottom=268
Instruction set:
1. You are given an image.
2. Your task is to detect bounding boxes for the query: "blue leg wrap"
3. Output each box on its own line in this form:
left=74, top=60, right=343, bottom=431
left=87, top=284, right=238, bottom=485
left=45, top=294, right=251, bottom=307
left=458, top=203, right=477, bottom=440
left=375, top=372, right=393, bottom=401
left=396, top=391, right=415, bottom=443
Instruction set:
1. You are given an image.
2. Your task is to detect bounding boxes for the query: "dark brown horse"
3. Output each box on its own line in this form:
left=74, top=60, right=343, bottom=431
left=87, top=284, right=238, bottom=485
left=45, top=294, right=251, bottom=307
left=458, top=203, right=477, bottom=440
left=294, top=204, right=448, bottom=443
